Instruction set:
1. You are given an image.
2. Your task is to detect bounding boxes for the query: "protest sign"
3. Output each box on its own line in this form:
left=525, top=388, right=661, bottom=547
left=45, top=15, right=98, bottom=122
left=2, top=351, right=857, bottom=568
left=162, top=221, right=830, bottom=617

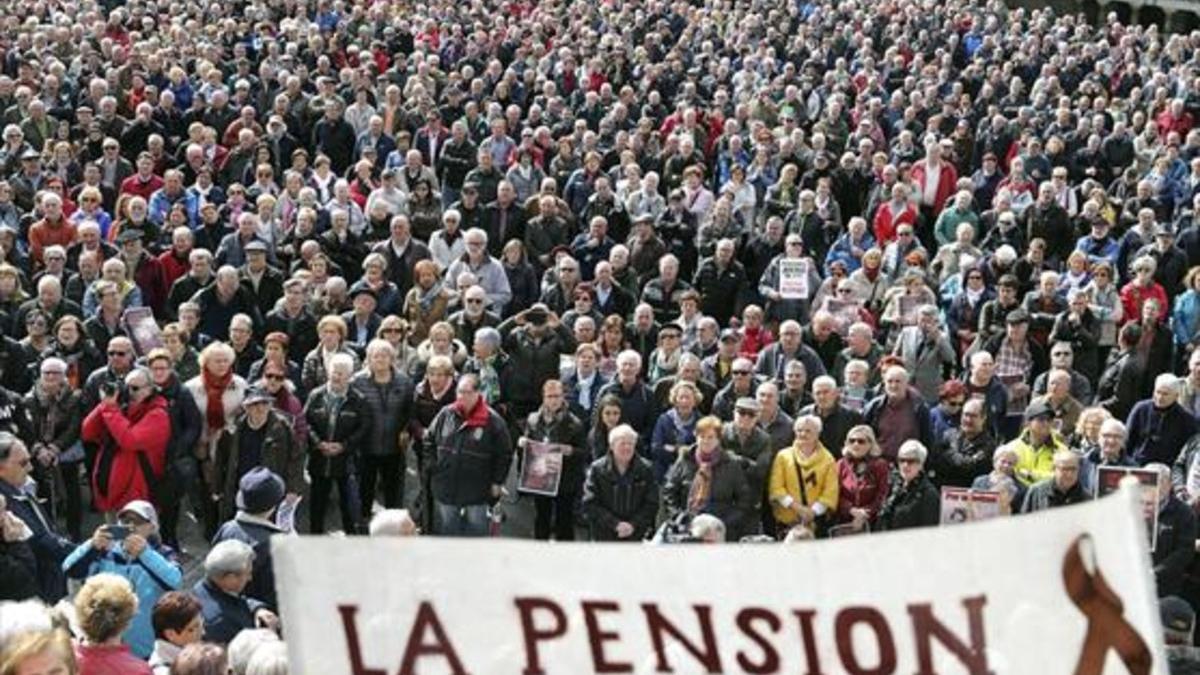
left=940, top=488, right=1003, bottom=524
left=274, top=488, right=1166, bottom=674
left=778, top=259, right=809, bottom=299
left=122, top=307, right=162, bottom=356
left=518, top=441, right=564, bottom=497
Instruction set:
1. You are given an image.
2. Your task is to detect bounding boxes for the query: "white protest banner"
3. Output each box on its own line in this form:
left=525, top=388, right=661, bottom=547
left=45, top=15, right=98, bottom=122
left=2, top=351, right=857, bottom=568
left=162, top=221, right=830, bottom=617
left=273, top=488, right=1166, bottom=674
left=778, top=259, right=809, bottom=299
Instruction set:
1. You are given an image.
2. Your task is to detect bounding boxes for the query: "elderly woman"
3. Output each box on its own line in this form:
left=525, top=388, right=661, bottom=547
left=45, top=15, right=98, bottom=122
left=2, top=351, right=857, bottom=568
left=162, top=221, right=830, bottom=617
left=1120, top=255, right=1168, bottom=327
left=185, top=342, right=248, bottom=537
left=878, top=440, right=940, bottom=531
left=0, top=629, right=77, bottom=675
left=73, top=573, right=152, bottom=674
left=461, top=327, right=512, bottom=409
left=351, top=252, right=402, bottom=317
left=429, top=209, right=467, bottom=272
left=148, top=591, right=204, bottom=674
left=376, top=316, right=420, bottom=375
left=305, top=353, right=368, bottom=535
left=1069, top=406, right=1112, bottom=457
left=662, top=416, right=754, bottom=540
left=301, top=315, right=360, bottom=393
left=43, top=315, right=103, bottom=390
left=971, top=445, right=1026, bottom=514
left=408, top=354, right=458, bottom=529
left=352, top=339, right=413, bottom=522
left=650, top=381, right=701, bottom=482
left=63, top=501, right=182, bottom=659
left=768, top=415, right=838, bottom=537
left=160, top=323, right=200, bottom=383
left=835, top=425, right=891, bottom=532
left=415, top=321, right=468, bottom=375
left=581, top=424, right=658, bottom=542
left=403, top=259, right=453, bottom=346
left=192, top=540, right=278, bottom=645
left=81, top=257, right=143, bottom=316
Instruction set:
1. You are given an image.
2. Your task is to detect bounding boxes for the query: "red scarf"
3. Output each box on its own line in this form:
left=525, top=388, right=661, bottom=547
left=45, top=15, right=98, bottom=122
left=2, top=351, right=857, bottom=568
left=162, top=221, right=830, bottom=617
left=202, top=370, right=233, bottom=431
left=453, top=396, right=490, bottom=428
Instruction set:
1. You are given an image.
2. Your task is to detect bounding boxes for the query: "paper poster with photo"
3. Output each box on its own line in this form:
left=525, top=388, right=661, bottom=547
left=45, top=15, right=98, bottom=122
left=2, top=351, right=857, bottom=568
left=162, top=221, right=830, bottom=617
left=519, top=441, right=564, bottom=497
left=897, top=295, right=922, bottom=326
left=1096, top=466, right=1160, bottom=550
left=940, top=488, right=1003, bottom=524
left=122, top=307, right=162, bottom=356
left=778, top=259, right=809, bottom=300
left=824, top=298, right=861, bottom=332
left=999, top=375, right=1029, bottom=415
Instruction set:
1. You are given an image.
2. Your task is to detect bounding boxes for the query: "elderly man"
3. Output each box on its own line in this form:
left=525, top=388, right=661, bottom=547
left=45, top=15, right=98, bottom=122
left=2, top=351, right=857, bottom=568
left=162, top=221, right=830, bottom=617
left=799, top=376, right=862, bottom=457
left=80, top=366, right=170, bottom=516
left=863, top=366, right=933, bottom=461
left=499, top=304, right=577, bottom=421
left=191, top=265, right=263, bottom=342
left=0, top=432, right=74, bottom=602
left=212, top=467, right=289, bottom=610
left=937, top=399, right=997, bottom=487
left=1031, top=341, right=1094, bottom=405
left=754, top=320, right=826, bottom=385
left=422, top=374, right=512, bottom=537
left=597, top=350, right=659, bottom=449
left=304, top=353, right=367, bottom=535
left=892, top=304, right=955, bottom=403
left=1081, top=419, right=1137, bottom=495
left=1148, top=463, right=1198, bottom=598
left=166, top=248, right=214, bottom=320
left=1127, top=374, right=1197, bottom=467
left=193, top=539, right=279, bottom=644
left=755, top=382, right=795, bottom=451
left=444, top=228, right=513, bottom=313
left=1027, top=369, right=1084, bottom=435
left=582, top=424, right=658, bottom=542
left=1021, top=449, right=1087, bottom=513
left=721, top=397, right=774, bottom=524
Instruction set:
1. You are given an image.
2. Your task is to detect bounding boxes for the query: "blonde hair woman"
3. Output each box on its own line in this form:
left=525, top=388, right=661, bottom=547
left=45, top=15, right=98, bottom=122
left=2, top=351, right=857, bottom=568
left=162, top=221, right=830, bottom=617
left=0, top=630, right=77, bottom=675
left=183, top=341, right=248, bottom=537
left=73, top=574, right=147, bottom=673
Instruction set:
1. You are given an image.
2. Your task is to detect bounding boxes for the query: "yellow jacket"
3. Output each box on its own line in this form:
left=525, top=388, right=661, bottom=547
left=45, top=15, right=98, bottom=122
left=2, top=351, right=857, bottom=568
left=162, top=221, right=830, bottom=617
left=1011, top=431, right=1069, bottom=486
left=768, top=442, right=839, bottom=525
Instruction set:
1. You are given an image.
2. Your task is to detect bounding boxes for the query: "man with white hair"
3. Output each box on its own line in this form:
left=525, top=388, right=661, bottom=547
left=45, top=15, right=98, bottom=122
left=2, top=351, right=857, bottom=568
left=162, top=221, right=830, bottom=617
left=1126, top=374, right=1197, bottom=466
left=597, top=350, right=658, bottom=445
left=191, top=265, right=264, bottom=342
left=193, top=539, right=279, bottom=644
left=1021, top=449, right=1087, bottom=513
left=1081, top=419, right=1137, bottom=495
left=443, top=228, right=512, bottom=313
left=581, top=424, right=658, bottom=542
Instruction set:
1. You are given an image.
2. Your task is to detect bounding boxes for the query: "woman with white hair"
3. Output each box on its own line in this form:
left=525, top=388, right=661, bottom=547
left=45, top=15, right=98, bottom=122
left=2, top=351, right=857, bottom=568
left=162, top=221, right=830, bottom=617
left=185, top=341, right=248, bottom=538
left=193, top=539, right=278, bottom=645
left=878, top=440, right=940, bottom=530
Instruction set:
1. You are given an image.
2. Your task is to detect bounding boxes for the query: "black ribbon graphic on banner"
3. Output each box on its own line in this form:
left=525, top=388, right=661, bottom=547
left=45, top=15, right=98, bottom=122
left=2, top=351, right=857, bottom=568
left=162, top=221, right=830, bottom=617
left=1062, top=534, right=1153, bottom=675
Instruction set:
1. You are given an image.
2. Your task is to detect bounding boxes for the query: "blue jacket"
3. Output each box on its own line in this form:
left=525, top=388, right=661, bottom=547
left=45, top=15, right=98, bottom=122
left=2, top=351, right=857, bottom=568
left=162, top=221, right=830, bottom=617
left=1126, top=401, right=1197, bottom=466
left=148, top=188, right=199, bottom=228
left=1173, top=290, right=1200, bottom=347
left=0, top=480, right=72, bottom=603
left=63, top=540, right=181, bottom=658
left=193, top=578, right=267, bottom=645
left=650, top=410, right=698, bottom=482
left=825, top=232, right=876, bottom=274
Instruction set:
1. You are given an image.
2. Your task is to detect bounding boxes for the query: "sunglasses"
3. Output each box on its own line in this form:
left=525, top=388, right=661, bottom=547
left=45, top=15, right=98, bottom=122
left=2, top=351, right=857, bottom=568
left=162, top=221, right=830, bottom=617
left=108, top=350, right=130, bottom=357
left=847, top=437, right=870, bottom=445
left=897, top=457, right=921, bottom=465
left=732, top=370, right=751, bottom=376
left=735, top=409, right=756, bottom=416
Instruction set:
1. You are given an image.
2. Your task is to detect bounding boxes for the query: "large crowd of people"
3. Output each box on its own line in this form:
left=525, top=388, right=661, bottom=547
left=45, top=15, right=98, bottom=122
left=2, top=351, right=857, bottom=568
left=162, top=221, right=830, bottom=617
left=4, top=0, right=1200, bottom=669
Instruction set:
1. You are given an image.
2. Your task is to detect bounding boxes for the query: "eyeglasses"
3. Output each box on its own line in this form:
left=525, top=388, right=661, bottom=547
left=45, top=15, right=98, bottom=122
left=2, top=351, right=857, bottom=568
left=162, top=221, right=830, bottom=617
left=108, top=350, right=130, bottom=357
left=735, top=409, right=756, bottom=417
left=944, top=399, right=965, bottom=407
left=732, top=370, right=751, bottom=376
left=967, top=274, right=983, bottom=280
left=847, top=437, right=870, bottom=445
left=265, top=374, right=286, bottom=381
left=897, top=457, right=921, bottom=465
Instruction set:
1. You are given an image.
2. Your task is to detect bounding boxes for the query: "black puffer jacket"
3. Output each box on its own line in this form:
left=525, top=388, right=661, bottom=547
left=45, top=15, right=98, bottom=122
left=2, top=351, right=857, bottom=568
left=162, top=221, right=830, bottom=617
left=422, top=402, right=512, bottom=507
left=582, top=454, right=658, bottom=542
left=498, top=319, right=576, bottom=408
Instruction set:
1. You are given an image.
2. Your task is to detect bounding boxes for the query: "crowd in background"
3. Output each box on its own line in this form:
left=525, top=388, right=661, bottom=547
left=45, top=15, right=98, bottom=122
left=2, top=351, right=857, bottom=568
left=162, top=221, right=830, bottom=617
left=5, top=0, right=1200, bottom=669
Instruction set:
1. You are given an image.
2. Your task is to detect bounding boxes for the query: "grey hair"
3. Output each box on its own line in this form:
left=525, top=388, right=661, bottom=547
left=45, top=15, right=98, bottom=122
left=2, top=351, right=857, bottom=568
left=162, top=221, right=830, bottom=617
left=246, top=641, right=290, bottom=675
left=689, top=514, right=726, bottom=542
left=474, top=327, right=502, bottom=350
left=228, top=628, right=281, bottom=675
left=204, top=539, right=255, bottom=579
left=608, top=424, right=639, bottom=446
left=898, top=440, right=928, bottom=465
left=0, top=599, right=53, bottom=652
left=369, top=509, right=418, bottom=537
left=329, top=353, right=356, bottom=374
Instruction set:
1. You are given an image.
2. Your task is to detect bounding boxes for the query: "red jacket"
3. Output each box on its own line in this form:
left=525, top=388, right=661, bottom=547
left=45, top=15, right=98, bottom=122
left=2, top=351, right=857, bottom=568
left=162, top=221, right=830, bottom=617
left=872, top=200, right=918, bottom=246
left=82, top=395, right=170, bottom=512
left=836, top=456, right=891, bottom=524
left=1119, top=281, right=1168, bottom=326
left=910, top=159, right=958, bottom=213
left=157, top=248, right=190, bottom=289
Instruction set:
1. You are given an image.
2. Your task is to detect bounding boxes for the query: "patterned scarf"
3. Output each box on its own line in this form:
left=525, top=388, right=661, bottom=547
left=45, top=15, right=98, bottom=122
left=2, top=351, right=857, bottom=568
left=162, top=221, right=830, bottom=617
left=687, top=446, right=719, bottom=514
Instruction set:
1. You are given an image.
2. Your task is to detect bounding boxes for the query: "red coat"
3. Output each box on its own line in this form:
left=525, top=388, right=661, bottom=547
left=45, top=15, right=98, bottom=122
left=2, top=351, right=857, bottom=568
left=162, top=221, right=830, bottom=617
left=836, top=456, right=891, bottom=524
left=910, top=160, right=958, bottom=213
left=82, top=396, right=170, bottom=512
left=872, top=200, right=918, bottom=246
left=1119, top=281, right=1168, bottom=325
